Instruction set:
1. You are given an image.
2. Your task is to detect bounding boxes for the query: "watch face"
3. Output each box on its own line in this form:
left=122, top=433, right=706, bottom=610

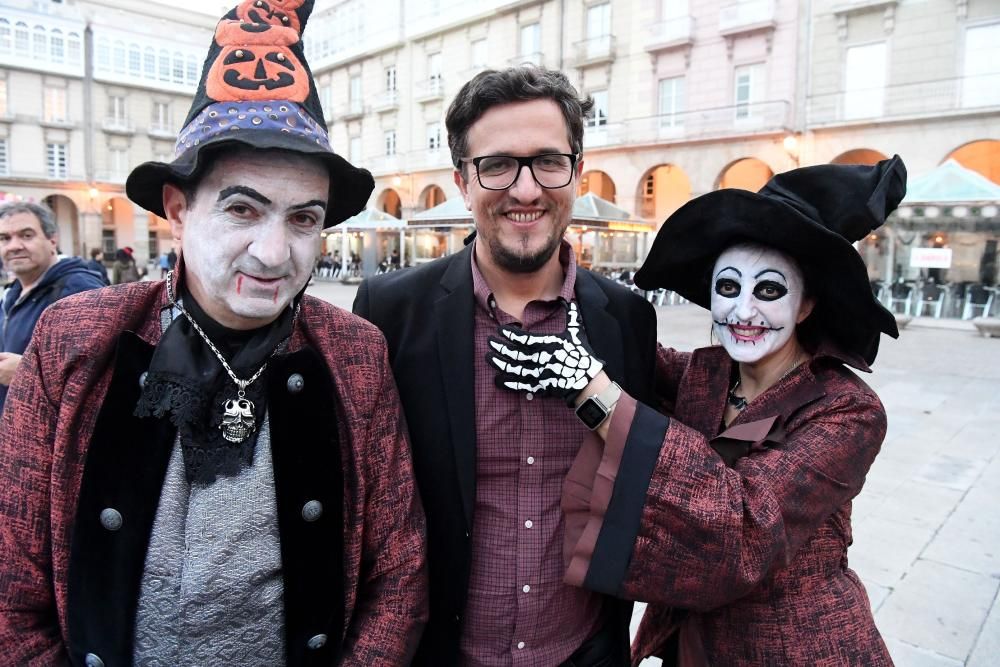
left=576, top=398, right=607, bottom=429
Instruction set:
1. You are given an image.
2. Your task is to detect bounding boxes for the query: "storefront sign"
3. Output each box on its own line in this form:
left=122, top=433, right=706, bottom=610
left=910, top=247, right=953, bottom=269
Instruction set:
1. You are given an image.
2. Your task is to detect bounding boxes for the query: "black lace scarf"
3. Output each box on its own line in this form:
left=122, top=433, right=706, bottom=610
left=134, top=285, right=296, bottom=484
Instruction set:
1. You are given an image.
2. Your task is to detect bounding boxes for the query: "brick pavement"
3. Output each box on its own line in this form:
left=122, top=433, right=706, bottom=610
left=308, top=279, right=1000, bottom=666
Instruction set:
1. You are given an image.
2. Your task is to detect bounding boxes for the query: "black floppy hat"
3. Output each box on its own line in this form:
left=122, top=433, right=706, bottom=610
left=634, top=156, right=907, bottom=364
left=125, top=0, right=373, bottom=228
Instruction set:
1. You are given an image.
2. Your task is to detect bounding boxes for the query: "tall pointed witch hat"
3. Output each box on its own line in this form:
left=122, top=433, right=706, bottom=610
left=634, top=156, right=907, bottom=365
left=126, top=0, right=373, bottom=227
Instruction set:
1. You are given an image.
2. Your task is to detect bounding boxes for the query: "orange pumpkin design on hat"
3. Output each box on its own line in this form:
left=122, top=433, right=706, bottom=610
left=237, top=0, right=304, bottom=32
left=206, top=0, right=310, bottom=102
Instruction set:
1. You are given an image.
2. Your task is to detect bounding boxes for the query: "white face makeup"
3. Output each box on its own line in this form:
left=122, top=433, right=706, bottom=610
left=168, top=150, right=328, bottom=330
left=710, top=243, right=810, bottom=365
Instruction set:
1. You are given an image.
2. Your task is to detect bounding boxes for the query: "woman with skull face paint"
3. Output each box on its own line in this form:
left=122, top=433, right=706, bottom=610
left=487, top=157, right=906, bottom=666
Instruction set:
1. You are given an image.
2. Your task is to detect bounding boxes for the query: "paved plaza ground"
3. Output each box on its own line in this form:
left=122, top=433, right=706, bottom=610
left=308, top=279, right=1000, bottom=666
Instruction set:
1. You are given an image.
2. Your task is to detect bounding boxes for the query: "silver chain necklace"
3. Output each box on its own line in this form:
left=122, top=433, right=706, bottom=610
left=165, top=270, right=298, bottom=444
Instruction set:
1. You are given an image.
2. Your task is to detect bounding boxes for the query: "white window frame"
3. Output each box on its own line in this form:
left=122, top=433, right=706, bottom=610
left=961, top=23, right=1000, bottom=109
left=44, top=87, right=67, bottom=123
left=426, top=122, right=441, bottom=151
left=108, top=96, right=126, bottom=124
left=152, top=101, right=170, bottom=131
left=520, top=23, right=540, bottom=58
left=384, top=129, right=396, bottom=156
left=385, top=65, right=397, bottom=92
left=349, top=74, right=362, bottom=113
left=658, top=76, right=685, bottom=127
left=471, top=39, right=487, bottom=68
left=0, top=80, right=7, bottom=118
left=349, top=135, right=362, bottom=164
left=734, top=62, right=764, bottom=121
left=843, top=43, right=886, bottom=120
left=47, top=142, right=67, bottom=179
left=0, top=138, right=8, bottom=177
left=587, top=89, right=609, bottom=127
left=109, top=147, right=128, bottom=179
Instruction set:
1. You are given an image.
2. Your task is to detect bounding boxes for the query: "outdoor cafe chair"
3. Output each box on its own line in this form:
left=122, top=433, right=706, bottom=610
left=888, top=281, right=914, bottom=315
left=914, top=283, right=946, bottom=318
left=963, top=284, right=995, bottom=320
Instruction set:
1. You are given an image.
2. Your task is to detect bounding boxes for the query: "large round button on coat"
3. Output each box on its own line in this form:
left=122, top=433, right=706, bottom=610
left=99, top=508, right=123, bottom=532
left=85, top=653, right=105, bottom=667
left=307, top=634, right=327, bottom=650
left=138, top=371, right=148, bottom=389
left=301, top=500, right=323, bottom=522
left=286, top=373, right=305, bottom=394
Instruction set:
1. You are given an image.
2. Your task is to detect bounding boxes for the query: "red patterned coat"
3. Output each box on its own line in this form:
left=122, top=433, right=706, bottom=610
left=564, top=343, right=892, bottom=666
left=0, top=277, right=427, bottom=666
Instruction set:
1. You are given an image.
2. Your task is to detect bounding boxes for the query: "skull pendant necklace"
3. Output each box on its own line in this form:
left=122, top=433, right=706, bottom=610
left=166, top=272, right=295, bottom=444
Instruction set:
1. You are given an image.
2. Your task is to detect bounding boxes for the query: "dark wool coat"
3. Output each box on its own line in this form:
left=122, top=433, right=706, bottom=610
left=0, top=278, right=427, bottom=666
left=575, top=344, right=893, bottom=666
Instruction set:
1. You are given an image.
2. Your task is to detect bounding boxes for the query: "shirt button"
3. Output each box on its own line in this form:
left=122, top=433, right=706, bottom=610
left=526, top=456, right=535, bottom=465
left=85, top=653, right=105, bottom=667
left=524, top=519, right=533, bottom=529
left=525, top=393, right=534, bottom=401
left=522, top=584, right=531, bottom=593
left=307, top=633, right=327, bottom=650
left=517, top=641, right=525, bottom=650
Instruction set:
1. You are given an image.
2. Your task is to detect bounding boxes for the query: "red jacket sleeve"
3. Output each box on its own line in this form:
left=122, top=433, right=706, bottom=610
left=0, top=316, right=70, bottom=664
left=575, top=389, right=886, bottom=612
left=340, top=345, right=429, bottom=665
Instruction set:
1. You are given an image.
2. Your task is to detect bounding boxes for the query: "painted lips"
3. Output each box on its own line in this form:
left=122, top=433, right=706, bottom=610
left=727, top=324, right=771, bottom=343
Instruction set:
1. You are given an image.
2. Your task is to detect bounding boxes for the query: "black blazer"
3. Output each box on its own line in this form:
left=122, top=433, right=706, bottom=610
left=354, top=244, right=657, bottom=665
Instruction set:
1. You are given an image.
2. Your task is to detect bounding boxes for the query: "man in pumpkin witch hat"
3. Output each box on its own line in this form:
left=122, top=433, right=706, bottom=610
left=0, top=1, right=427, bottom=665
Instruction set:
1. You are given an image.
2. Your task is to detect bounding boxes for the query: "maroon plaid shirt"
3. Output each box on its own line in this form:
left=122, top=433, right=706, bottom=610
left=459, top=242, right=603, bottom=666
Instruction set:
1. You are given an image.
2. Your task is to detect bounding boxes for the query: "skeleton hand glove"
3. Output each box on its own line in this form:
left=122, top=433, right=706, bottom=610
left=487, top=300, right=604, bottom=404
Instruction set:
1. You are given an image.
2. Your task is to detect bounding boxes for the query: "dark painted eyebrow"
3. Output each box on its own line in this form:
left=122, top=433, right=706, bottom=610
left=716, top=266, right=742, bottom=278
left=290, top=199, right=327, bottom=212
left=754, top=268, right=788, bottom=281
left=218, top=186, right=272, bottom=205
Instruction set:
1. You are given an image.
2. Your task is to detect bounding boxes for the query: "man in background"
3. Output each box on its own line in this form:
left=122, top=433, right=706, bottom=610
left=0, top=201, right=106, bottom=411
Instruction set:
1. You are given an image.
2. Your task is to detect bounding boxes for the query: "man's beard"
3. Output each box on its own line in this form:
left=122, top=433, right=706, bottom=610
left=485, top=229, right=563, bottom=274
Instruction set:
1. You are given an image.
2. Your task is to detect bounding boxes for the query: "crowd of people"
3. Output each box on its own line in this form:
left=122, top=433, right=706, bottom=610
left=0, top=1, right=906, bottom=665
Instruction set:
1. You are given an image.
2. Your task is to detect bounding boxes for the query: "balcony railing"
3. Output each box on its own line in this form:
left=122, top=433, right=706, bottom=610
left=806, top=73, right=1000, bottom=126
left=147, top=123, right=175, bottom=139
left=508, top=51, right=544, bottom=67
left=415, top=76, right=444, bottom=103
left=368, top=154, right=402, bottom=176
left=719, top=0, right=776, bottom=35
left=338, top=101, right=365, bottom=120
left=373, top=90, right=399, bottom=113
left=582, top=100, right=791, bottom=150
left=408, top=149, right=452, bottom=172
left=102, top=117, right=135, bottom=134
left=573, top=35, right=616, bottom=67
left=645, top=16, right=695, bottom=52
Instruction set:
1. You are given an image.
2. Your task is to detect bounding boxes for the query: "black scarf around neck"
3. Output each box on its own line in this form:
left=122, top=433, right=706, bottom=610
left=134, top=284, right=296, bottom=484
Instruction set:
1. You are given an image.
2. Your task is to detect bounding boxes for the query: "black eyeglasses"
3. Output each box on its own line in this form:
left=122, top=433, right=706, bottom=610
left=459, top=153, right=580, bottom=191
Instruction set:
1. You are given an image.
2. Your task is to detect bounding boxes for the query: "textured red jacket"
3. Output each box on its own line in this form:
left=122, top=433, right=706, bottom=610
left=565, top=343, right=893, bottom=666
left=0, top=278, right=427, bottom=665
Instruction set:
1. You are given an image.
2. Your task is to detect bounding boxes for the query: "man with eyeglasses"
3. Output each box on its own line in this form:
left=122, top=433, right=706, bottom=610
left=355, top=67, right=656, bottom=666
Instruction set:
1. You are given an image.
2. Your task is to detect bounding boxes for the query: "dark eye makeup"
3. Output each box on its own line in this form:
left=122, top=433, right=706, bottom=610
left=715, top=278, right=740, bottom=298
left=753, top=280, right=788, bottom=301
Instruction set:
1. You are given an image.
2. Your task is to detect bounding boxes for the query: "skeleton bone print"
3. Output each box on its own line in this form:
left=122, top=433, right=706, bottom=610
left=488, top=301, right=604, bottom=400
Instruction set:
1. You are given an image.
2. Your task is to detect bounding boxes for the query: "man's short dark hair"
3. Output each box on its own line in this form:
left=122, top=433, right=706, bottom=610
left=446, top=66, right=593, bottom=176
left=90, top=247, right=102, bottom=259
left=0, top=201, right=58, bottom=239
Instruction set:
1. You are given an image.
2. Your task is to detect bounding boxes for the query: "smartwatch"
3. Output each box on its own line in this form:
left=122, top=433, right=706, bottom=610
left=574, top=381, right=622, bottom=431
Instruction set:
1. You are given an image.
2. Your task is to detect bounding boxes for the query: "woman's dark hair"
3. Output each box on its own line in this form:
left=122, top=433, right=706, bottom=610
left=445, top=66, right=594, bottom=175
